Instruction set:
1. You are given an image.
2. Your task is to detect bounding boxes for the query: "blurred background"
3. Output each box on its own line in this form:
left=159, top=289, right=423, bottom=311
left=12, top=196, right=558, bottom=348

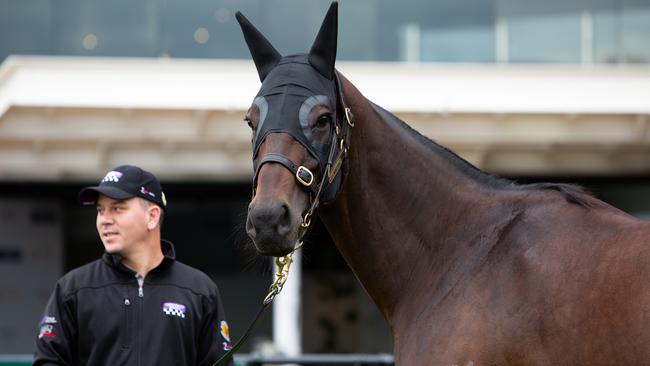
left=1, top=0, right=650, bottom=362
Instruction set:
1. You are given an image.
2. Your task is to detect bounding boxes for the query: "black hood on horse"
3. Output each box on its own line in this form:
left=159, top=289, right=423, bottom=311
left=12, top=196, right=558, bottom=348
left=236, top=4, right=343, bottom=198
left=249, top=55, right=337, bottom=165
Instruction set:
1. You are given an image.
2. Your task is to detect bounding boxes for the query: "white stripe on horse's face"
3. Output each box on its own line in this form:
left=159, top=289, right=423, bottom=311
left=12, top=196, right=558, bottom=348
left=252, top=96, right=268, bottom=144
left=299, top=94, right=332, bottom=153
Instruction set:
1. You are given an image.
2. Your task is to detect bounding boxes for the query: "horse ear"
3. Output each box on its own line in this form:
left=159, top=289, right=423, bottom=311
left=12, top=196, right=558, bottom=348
left=308, top=2, right=338, bottom=80
left=235, top=11, right=282, bottom=82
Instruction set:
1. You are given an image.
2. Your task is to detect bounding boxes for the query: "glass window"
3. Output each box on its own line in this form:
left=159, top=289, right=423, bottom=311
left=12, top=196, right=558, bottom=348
left=508, top=13, right=582, bottom=63
left=0, top=0, right=55, bottom=60
left=0, top=0, right=649, bottom=64
left=55, top=0, right=158, bottom=57
left=593, top=10, right=620, bottom=63
left=419, top=25, right=495, bottom=62
left=621, top=6, right=650, bottom=63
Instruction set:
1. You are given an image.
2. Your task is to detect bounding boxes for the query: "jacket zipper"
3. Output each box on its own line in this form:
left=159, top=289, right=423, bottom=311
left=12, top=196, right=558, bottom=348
left=134, top=274, right=144, bottom=365
left=138, top=294, right=143, bottom=366
left=136, top=274, right=144, bottom=298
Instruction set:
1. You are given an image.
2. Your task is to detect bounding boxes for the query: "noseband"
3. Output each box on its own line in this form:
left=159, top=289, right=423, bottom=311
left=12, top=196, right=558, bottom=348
left=251, top=71, right=354, bottom=246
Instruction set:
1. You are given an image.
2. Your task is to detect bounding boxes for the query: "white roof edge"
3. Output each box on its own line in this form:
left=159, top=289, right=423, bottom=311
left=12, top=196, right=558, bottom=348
left=2, top=55, right=650, bottom=117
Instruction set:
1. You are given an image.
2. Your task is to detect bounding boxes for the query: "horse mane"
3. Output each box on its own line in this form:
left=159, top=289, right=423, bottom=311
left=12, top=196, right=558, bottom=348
left=369, top=102, right=594, bottom=208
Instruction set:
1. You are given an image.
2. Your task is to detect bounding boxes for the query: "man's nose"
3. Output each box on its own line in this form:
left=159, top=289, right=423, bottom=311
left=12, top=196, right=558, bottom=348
left=98, top=212, right=114, bottom=224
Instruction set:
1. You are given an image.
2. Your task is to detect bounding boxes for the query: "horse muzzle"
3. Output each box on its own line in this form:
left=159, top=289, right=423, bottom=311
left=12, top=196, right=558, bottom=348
left=246, top=200, right=301, bottom=256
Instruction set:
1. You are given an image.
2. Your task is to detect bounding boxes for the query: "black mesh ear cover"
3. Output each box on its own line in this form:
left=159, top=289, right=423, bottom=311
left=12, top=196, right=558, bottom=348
left=309, top=2, right=338, bottom=80
left=235, top=11, right=282, bottom=82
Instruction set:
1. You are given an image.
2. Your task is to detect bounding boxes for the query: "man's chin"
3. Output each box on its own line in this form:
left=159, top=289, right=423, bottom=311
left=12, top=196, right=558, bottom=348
left=103, top=242, right=123, bottom=254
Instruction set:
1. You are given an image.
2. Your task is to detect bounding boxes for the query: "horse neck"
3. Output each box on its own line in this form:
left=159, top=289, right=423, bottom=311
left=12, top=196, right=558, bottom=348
left=319, top=75, right=513, bottom=328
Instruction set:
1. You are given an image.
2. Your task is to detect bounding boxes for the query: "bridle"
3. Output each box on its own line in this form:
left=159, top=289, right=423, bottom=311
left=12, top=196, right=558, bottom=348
left=211, top=71, right=354, bottom=366
left=251, top=70, right=353, bottom=256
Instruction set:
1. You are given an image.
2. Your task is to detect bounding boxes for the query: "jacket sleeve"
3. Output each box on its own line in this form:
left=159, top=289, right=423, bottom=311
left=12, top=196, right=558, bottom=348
left=33, top=281, right=77, bottom=366
left=197, top=284, right=233, bottom=366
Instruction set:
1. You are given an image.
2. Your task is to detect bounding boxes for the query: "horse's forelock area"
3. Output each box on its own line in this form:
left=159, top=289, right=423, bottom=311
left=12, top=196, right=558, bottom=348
left=368, top=102, right=595, bottom=208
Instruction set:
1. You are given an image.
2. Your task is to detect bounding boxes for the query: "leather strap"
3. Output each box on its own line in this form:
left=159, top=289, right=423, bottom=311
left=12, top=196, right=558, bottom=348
left=211, top=298, right=274, bottom=366
left=253, top=153, right=319, bottom=196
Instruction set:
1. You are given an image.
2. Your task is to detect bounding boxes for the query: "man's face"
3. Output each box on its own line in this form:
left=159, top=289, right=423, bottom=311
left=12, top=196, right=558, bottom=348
left=96, top=195, right=151, bottom=255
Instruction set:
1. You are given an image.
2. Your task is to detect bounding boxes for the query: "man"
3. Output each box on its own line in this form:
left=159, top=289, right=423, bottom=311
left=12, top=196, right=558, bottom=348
left=34, top=165, right=233, bottom=366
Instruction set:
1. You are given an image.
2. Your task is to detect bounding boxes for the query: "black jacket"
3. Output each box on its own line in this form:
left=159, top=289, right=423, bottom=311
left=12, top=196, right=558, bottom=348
left=34, top=240, right=233, bottom=366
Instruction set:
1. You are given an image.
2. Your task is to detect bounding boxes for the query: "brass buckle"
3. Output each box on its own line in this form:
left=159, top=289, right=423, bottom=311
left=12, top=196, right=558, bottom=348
left=296, top=166, right=314, bottom=187
left=301, top=212, right=312, bottom=228
left=344, top=107, right=354, bottom=127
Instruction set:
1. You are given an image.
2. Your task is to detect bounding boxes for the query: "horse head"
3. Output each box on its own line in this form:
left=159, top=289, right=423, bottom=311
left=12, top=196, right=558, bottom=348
left=236, top=3, right=350, bottom=256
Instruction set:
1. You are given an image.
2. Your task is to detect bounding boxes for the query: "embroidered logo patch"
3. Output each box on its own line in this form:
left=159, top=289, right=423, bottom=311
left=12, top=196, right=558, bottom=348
left=38, top=315, right=58, bottom=338
left=162, top=302, right=186, bottom=318
left=38, top=324, right=56, bottom=339
left=41, top=316, right=57, bottom=324
left=101, top=171, right=123, bottom=183
left=223, top=342, right=232, bottom=351
left=220, top=320, right=231, bottom=342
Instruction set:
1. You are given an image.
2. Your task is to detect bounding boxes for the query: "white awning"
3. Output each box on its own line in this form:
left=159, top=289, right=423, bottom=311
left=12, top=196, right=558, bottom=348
left=1, top=56, right=649, bottom=180
left=2, top=56, right=650, bottom=116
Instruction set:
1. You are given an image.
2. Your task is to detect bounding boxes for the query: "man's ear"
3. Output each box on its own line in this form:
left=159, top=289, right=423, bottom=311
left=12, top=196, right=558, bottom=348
left=147, top=205, right=161, bottom=230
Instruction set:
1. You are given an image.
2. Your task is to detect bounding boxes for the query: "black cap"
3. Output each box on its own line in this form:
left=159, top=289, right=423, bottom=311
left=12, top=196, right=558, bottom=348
left=79, top=165, right=167, bottom=211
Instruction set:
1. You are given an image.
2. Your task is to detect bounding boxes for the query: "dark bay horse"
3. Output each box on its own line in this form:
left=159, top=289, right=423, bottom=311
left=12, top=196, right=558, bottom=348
left=236, top=3, right=650, bottom=365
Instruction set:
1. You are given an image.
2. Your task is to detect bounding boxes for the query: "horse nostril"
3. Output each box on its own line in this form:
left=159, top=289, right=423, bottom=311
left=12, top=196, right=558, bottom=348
left=247, top=202, right=294, bottom=239
left=276, top=204, right=292, bottom=236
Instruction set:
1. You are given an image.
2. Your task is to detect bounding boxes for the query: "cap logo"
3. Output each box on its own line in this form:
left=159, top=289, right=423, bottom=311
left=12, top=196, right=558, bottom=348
left=101, top=171, right=123, bottom=183
left=140, top=187, right=156, bottom=198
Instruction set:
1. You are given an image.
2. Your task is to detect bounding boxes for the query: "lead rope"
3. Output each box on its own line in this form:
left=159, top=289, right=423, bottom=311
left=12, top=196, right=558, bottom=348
left=211, top=213, right=310, bottom=366
left=213, top=142, right=332, bottom=365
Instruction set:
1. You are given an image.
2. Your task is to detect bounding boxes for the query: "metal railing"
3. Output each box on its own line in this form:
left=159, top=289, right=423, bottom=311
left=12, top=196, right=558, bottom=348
left=1, top=353, right=395, bottom=366
left=235, top=354, right=394, bottom=366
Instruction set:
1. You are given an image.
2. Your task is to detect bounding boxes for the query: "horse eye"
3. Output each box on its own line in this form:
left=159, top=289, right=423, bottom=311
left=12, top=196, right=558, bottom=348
left=244, top=117, right=254, bottom=129
left=315, top=114, right=332, bottom=129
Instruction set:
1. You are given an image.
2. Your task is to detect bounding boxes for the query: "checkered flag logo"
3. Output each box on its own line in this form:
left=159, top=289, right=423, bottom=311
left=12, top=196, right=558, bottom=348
left=162, top=302, right=186, bottom=318
left=101, top=171, right=123, bottom=183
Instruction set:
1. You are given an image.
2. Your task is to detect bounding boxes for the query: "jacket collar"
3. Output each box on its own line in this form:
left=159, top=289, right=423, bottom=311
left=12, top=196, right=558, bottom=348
left=102, top=239, right=176, bottom=271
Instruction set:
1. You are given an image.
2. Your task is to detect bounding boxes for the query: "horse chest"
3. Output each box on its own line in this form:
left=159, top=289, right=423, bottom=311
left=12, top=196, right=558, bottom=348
left=393, top=282, right=546, bottom=366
